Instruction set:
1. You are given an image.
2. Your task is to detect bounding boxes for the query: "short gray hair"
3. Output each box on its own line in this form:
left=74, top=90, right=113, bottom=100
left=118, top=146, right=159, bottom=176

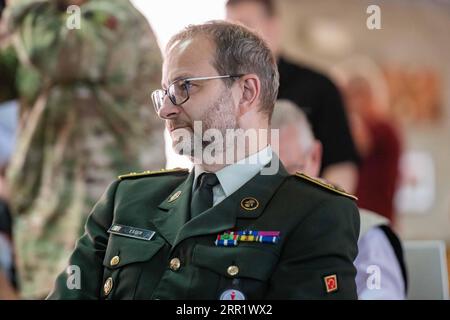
left=271, top=99, right=315, bottom=151
left=166, top=20, right=279, bottom=119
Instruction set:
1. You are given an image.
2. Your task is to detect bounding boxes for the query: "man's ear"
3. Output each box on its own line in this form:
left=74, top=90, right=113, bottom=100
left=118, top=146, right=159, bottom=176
left=237, top=74, right=261, bottom=115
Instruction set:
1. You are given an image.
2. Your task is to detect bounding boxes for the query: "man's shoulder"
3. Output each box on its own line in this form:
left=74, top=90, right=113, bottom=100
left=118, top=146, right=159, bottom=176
left=278, top=57, right=337, bottom=89
left=117, top=168, right=189, bottom=181
left=110, top=168, right=190, bottom=212
left=286, top=172, right=357, bottom=201
left=114, top=168, right=190, bottom=195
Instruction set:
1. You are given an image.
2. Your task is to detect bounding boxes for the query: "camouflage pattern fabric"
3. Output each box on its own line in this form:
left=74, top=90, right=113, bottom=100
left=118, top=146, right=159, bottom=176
left=4, top=0, right=165, bottom=298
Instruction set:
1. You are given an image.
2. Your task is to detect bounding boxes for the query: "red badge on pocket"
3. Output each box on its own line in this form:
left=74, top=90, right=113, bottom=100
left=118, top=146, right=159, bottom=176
left=324, top=274, right=338, bottom=293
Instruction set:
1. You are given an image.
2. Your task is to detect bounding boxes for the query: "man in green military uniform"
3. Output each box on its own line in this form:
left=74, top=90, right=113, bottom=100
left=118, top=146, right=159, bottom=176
left=48, top=21, right=359, bottom=300
left=3, top=0, right=165, bottom=298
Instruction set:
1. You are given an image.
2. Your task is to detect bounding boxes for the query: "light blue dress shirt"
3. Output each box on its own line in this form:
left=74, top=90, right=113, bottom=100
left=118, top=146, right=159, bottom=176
left=0, top=100, right=18, bottom=167
left=193, top=145, right=273, bottom=206
left=355, top=227, right=406, bottom=299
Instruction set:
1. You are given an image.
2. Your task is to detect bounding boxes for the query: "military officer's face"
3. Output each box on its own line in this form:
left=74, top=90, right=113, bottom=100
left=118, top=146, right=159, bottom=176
left=159, top=36, right=240, bottom=156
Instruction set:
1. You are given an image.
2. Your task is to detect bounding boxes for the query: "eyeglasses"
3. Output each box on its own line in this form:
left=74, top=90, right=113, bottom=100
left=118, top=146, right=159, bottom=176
left=151, top=74, right=243, bottom=114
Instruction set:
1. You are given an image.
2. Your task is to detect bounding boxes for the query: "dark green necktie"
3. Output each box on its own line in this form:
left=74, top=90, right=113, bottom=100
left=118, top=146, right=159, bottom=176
left=190, top=172, right=219, bottom=219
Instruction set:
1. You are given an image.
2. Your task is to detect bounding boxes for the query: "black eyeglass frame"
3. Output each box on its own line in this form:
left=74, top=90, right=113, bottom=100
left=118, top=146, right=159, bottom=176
left=151, top=74, right=244, bottom=113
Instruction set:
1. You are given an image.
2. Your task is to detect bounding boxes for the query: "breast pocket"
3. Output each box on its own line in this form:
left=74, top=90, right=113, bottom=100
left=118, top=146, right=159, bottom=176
left=101, top=234, right=167, bottom=299
left=191, top=244, right=279, bottom=299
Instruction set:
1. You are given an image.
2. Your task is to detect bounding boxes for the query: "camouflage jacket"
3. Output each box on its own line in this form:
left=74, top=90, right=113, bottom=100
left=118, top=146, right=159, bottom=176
left=4, top=0, right=165, bottom=298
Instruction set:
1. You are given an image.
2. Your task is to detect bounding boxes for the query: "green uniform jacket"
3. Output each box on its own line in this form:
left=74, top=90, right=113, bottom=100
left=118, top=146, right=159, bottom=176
left=48, top=162, right=360, bottom=300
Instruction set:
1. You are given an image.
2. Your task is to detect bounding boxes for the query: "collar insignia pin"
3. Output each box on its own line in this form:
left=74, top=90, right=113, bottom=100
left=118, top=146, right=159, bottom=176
left=240, top=197, right=259, bottom=211
left=168, top=190, right=182, bottom=203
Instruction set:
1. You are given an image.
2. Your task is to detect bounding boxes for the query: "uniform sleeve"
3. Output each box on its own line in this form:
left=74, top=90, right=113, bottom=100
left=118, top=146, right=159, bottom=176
left=265, top=196, right=360, bottom=299
left=46, top=180, right=119, bottom=299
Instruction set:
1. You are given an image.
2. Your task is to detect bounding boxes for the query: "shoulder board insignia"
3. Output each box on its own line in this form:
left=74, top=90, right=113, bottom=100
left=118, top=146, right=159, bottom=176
left=295, top=172, right=358, bottom=201
left=118, top=168, right=189, bottom=180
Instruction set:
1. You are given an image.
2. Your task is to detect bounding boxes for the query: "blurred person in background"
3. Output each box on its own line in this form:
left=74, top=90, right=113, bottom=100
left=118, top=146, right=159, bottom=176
left=226, top=0, right=359, bottom=193
left=0, top=0, right=19, bottom=300
left=0, top=168, right=19, bottom=300
left=0, top=107, right=18, bottom=299
left=2, top=0, right=165, bottom=298
left=272, top=99, right=407, bottom=299
left=337, top=60, right=402, bottom=224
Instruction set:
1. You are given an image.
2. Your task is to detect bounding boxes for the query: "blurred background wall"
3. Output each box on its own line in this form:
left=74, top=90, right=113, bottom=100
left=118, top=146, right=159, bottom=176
left=276, top=0, right=450, bottom=244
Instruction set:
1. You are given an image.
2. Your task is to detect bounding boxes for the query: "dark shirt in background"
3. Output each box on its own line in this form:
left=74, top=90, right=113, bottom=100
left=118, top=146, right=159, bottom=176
left=277, top=57, right=359, bottom=172
left=0, top=199, right=17, bottom=289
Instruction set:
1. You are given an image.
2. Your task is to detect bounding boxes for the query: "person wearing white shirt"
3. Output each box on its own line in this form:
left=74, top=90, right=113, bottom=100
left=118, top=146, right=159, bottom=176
left=272, top=99, right=407, bottom=299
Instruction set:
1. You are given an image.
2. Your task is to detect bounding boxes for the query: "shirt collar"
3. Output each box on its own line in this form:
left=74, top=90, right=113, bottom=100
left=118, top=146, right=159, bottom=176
left=193, top=145, right=273, bottom=196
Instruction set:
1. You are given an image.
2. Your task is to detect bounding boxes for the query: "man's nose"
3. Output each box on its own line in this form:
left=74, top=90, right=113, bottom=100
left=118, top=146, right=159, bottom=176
left=158, top=95, right=181, bottom=120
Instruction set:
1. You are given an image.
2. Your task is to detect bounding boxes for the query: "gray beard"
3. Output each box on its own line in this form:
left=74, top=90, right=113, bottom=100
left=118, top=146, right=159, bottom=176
left=173, top=91, right=238, bottom=158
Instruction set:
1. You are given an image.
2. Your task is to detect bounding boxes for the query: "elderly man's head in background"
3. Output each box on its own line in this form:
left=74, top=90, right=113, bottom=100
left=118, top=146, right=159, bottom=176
left=272, top=99, right=322, bottom=176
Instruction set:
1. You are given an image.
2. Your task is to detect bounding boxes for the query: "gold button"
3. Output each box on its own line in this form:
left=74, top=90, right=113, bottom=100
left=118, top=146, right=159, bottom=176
left=104, top=277, right=113, bottom=296
left=169, top=258, right=181, bottom=271
left=110, top=256, right=120, bottom=266
left=227, top=265, right=239, bottom=277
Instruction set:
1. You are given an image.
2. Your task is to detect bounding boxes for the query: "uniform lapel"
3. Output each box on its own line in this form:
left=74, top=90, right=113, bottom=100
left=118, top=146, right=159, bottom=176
left=154, top=171, right=195, bottom=246
left=172, top=157, right=289, bottom=248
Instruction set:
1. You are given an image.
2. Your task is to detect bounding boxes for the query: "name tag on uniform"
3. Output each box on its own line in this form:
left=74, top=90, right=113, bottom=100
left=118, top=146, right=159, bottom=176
left=107, top=224, right=155, bottom=241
